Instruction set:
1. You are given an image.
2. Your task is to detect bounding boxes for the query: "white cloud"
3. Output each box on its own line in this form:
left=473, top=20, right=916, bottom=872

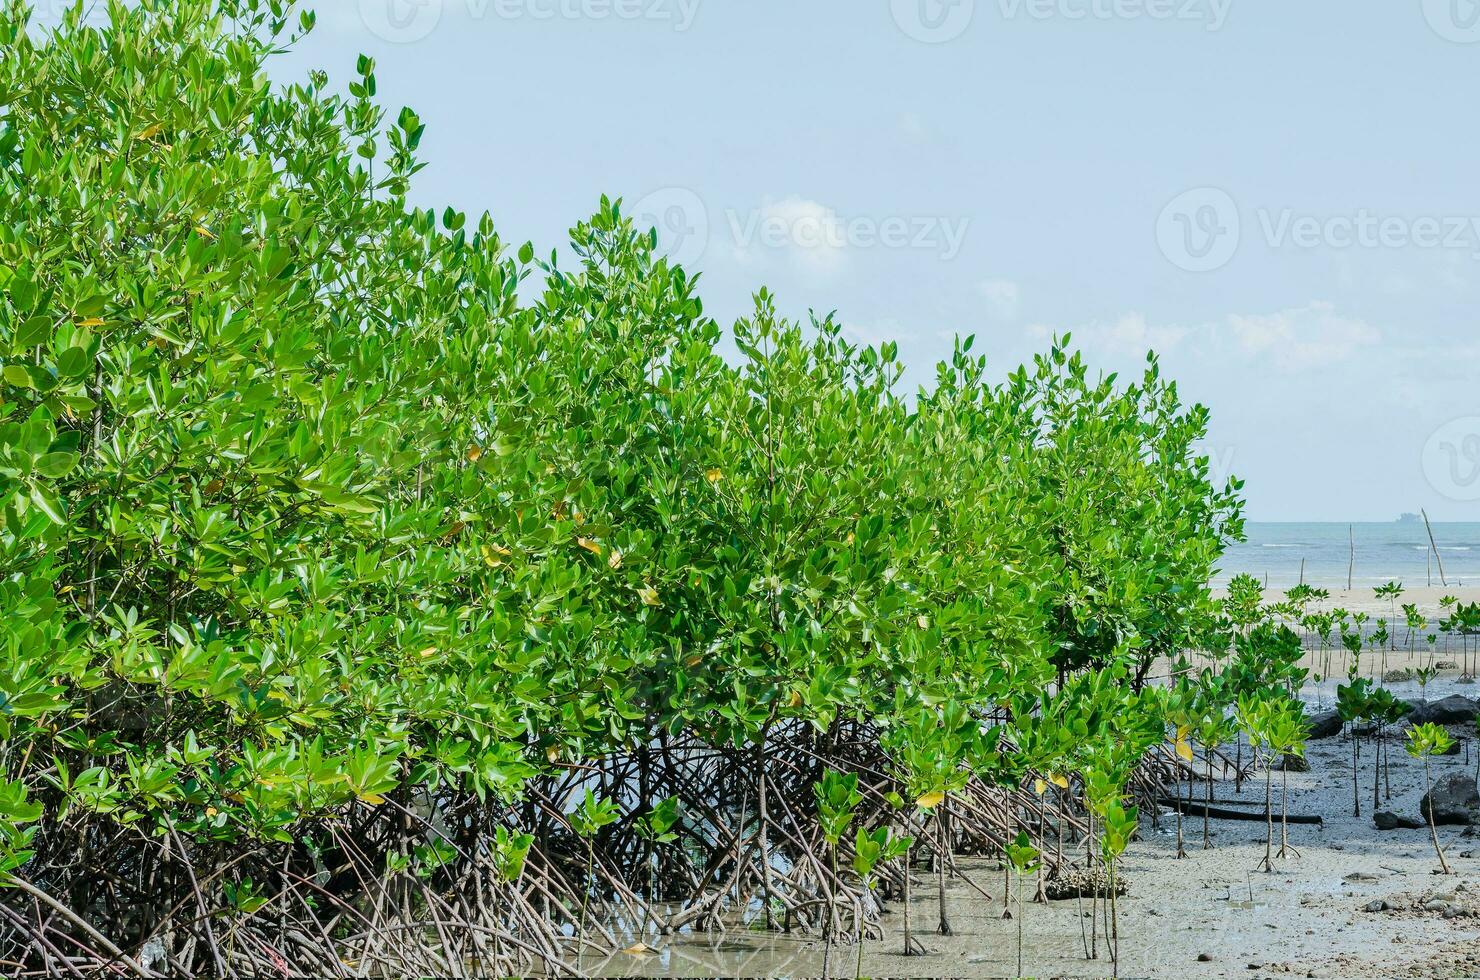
left=1031, top=302, right=1379, bottom=373
left=978, top=279, right=1021, bottom=321
left=1027, top=311, right=1190, bottom=356
left=1224, top=302, right=1379, bottom=368
left=735, top=196, right=849, bottom=280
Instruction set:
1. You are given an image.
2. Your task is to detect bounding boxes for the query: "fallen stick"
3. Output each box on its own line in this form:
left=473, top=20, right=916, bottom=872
left=1154, top=798, right=1324, bottom=826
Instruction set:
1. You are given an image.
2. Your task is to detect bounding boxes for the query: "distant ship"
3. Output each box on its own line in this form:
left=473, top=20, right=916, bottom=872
left=1398, top=512, right=1421, bottom=524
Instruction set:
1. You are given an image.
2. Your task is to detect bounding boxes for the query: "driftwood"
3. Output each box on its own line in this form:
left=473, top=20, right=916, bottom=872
left=1156, top=797, right=1324, bottom=826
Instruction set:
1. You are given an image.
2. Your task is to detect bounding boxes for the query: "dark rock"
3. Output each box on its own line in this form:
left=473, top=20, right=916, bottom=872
left=1442, top=737, right=1464, bottom=756
left=1362, top=898, right=1389, bottom=912
left=1277, top=753, right=1310, bottom=772
left=1384, top=667, right=1415, bottom=683
left=1306, top=709, right=1343, bottom=740
left=1408, top=694, right=1480, bottom=726
left=1420, top=773, right=1480, bottom=826
left=1198, top=952, right=1214, bottom=962
left=1374, top=810, right=1424, bottom=830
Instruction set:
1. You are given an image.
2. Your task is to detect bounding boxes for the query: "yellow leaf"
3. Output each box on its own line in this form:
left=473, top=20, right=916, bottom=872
left=466, top=444, right=483, bottom=462
left=194, top=225, right=215, bottom=240
left=419, top=646, right=437, bottom=659
left=638, top=586, right=660, bottom=607
left=607, top=548, right=624, bottom=569
left=358, top=794, right=385, bottom=806
left=577, top=537, right=602, bottom=555
left=1050, top=773, right=1069, bottom=789
left=705, top=468, right=724, bottom=484
left=917, top=615, right=930, bottom=629
left=1174, top=738, right=1193, bottom=762
left=77, top=317, right=105, bottom=327
left=915, top=791, right=945, bottom=809
left=1033, top=778, right=1047, bottom=796
left=546, top=746, right=559, bottom=764
left=623, top=943, right=655, bottom=956
left=136, top=123, right=162, bottom=140
left=787, top=690, right=803, bottom=708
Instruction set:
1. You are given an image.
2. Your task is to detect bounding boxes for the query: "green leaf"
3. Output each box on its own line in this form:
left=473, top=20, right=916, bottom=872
left=29, top=484, right=64, bottom=524
left=35, top=451, right=79, bottom=479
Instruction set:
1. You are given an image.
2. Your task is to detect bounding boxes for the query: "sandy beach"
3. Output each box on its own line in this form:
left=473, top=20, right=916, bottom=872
left=1211, top=587, right=1480, bottom=619
left=600, top=729, right=1480, bottom=979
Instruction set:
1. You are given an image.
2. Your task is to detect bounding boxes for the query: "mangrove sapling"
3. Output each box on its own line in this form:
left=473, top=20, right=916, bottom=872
left=1404, top=603, right=1426, bottom=654
left=635, top=797, right=681, bottom=935
left=1236, top=695, right=1277, bottom=873
left=851, top=826, right=910, bottom=979
left=1456, top=602, right=1480, bottom=680
left=1006, top=831, right=1042, bottom=979
left=1368, top=620, right=1390, bottom=688
left=1371, top=690, right=1409, bottom=803
left=490, top=827, right=535, bottom=966
left=1100, top=801, right=1138, bottom=977
left=1375, top=582, right=1403, bottom=654
left=1336, top=675, right=1373, bottom=818
left=883, top=700, right=975, bottom=941
left=1196, top=709, right=1236, bottom=849
left=1407, top=723, right=1455, bottom=875
left=1266, top=700, right=1308, bottom=860
left=814, top=771, right=861, bottom=978
left=1416, top=665, right=1439, bottom=700
left=571, top=791, right=620, bottom=955
left=1164, top=683, right=1199, bottom=859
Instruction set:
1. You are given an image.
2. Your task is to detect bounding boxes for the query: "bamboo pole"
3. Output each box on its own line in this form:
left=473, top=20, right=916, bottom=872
left=1422, top=508, right=1448, bottom=587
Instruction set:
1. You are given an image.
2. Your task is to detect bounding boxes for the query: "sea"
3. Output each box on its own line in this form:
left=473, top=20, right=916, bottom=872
left=1213, top=521, right=1480, bottom=590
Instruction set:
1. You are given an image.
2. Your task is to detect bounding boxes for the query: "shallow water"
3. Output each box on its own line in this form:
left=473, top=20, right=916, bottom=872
left=1217, top=521, right=1480, bottom=590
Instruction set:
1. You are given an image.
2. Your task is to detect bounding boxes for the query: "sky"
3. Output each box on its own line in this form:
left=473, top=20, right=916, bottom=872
left=74, top=0, right=1480, bottom=520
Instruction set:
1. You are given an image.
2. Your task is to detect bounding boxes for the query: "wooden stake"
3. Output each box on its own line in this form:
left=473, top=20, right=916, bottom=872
left=1422, top=508, right=1448, bottom=587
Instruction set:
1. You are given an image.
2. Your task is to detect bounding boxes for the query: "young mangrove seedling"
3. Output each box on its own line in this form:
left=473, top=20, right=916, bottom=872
left=852, top=825, right=911, bottom=979
left=1100, top=800, right=1138, bottom=978
left=1006, top=831, right=1042, bottom=979
left=1407, top=723, right=1455, bottom=875
left=1266, top=699, right=1308, bottom=860
left=1336, top=674, right=1373, bottom=818
left=814, top=770, right=860, bottom=979
left=570, top=790, right=620, bottom=955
